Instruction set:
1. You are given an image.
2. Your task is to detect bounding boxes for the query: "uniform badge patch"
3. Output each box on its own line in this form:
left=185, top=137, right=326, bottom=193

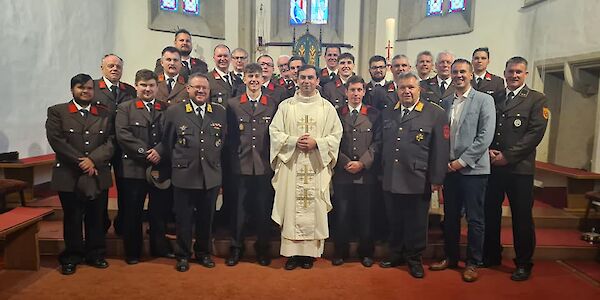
left=239, top=123, right=244, bottom=131
left=514, top=119, right=522, bottom=128
left=443, top=124, right=450, bottom=140
left=543, top=107, right=550, bottom=120
left=416, top=133, right=424, bottom=142
left=185, top=104, right=193, bottom=113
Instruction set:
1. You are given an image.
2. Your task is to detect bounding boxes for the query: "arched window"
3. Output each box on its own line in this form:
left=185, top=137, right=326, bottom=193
left=289, top=0, right=329, bottom=25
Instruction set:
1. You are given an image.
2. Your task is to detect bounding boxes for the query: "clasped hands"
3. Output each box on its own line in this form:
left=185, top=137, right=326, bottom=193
left=296, top=134, right=317, bottom=152
left=489, top=149, right=508, bottom=166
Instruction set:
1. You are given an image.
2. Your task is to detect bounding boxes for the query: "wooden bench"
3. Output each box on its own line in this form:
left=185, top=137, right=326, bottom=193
left=0, top=154, right=56, bottom=203
left=0, top=207, right=53, bottom=270
left=535, top=161, right=600, bottom=212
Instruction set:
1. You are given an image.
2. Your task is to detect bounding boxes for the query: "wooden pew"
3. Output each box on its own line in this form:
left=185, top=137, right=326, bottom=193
left=0, top=154, right=56, bottom=202
left=0, top=207, right=53, bottom=270
left=536, top=161, right=600, bottom=213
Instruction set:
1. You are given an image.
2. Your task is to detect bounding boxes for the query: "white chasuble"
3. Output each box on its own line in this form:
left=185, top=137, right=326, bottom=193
left=269, top=91, right=342, bottom=257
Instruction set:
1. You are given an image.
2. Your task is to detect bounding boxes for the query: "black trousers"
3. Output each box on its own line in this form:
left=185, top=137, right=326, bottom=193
left=484, top=172, right=535, bottom=267
left=442, top=172, right=488, bottom=265
left=231, top=174, right=274, bottom=256
left=372, top=179, right=389, bottom=242
left=58, top=190, right=108, bottom=265
left=383, top=192, right=430, bottom=264
left=173, top=186, right=219, bottom=259
left=119, top=178, right=173, bottom=259
left=332, top=183, right=374, bottom=259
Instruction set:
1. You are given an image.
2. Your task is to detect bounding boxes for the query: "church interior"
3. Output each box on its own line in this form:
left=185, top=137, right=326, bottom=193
left=0, top=0, right=599, bottom=298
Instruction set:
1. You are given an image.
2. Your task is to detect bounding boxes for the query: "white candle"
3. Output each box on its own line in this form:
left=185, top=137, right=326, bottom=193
left=385, top=18, right=396, bottom=46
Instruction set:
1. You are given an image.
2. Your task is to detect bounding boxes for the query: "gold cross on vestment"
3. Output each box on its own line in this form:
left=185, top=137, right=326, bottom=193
left=299, top=115, right=316, bottom=133
left=297, top=165, right=315, bottom=184
left=298, top=188, right=315, bottom=209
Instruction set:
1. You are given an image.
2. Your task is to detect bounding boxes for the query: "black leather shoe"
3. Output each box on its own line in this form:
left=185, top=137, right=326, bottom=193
left=61, top=263, right=76, bottom=275
left=257, top=256, right=271, bottom=266
left=87, top=258, right=109, bottom=269
left=379, top=258, right=405, bottom=268
left=511, top=266, right=532, bottom=281
left=226, top=249, right=241, bottom=267
left=408, top=263, right=425, bottom=279
left=198, top=255, right=215, bottom=268
left=125, top=258, right=139, bottom=265
left=361, top=257, right=374, bottom=268
left=284, top=257, right=300, bottom=270
left=176, top=259, right=189, bottom=272
left=301, top=256, right=315, bottom=269
left=331, top=257, right=344, bottom=266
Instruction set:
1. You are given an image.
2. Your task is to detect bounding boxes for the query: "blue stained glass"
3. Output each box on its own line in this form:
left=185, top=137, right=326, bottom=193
left=310, top=0, right=328, bottom=24
left=449, top=0, right=466, bottom=13
left=426, top=0, right=443, bottom=16
left=160, top=0, right=177, bottom=12
left=183, top=0, right=200, bottom=15
left=290, top=0, right=307, bottom=25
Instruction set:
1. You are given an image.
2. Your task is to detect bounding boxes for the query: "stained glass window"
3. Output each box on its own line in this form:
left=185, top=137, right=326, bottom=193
left=310, top=0, right=328, bottom=24
left=183, top=0, right=200, bottom=15
left=449, top=0, right=466, bottom=13
left=160, top=0, right=177, bottom=12
left=290, top=0, right=308, bottom=25
left=426, top=0, right=443, bottom=16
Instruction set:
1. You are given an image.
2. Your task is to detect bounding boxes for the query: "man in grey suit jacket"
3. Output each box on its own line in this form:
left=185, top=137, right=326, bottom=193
left=430, top=59, right=495, bottom=282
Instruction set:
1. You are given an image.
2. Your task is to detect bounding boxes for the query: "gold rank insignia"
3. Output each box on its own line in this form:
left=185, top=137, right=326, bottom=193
left=239, top=123, right=244, bottom=131
left=416, top=133, right=424, bottom=141
left=207, top=103, right=213, bottom=113
left=185, top=103, right=193, bottom=113
left=543, top=107, right=550, bottom=120
left=394, top=101, right=401, bottom=110
left=415, top=101, right=424, bottom=112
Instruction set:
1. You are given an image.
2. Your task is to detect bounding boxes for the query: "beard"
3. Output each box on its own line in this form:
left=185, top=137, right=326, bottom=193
left=371, top=75, right=385, bottom=82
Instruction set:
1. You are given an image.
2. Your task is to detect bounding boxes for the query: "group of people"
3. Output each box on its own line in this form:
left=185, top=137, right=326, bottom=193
left=45, top=29, right=548, bottom=283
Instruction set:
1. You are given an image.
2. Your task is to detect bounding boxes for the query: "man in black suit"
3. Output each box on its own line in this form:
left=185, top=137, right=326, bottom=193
left=159, top=73, right=227, bottom=272
left=154, top=29, right=208, bottom=79
left=231, top=48, right=249, bottom=86
left=471, top=47, right=505, bottom=102
left=331, top=75, right=380, bottom=268
left=483, top=57, right=549, bottom=281
left=114, top=69, right=173, bottom=264
left=420, top=51, right=456, bottom=105
left=46, top=73, right=115, bottom=275
left=378, top=72, right=449, bottom=279
left=225, top=63, right=278, bottom=267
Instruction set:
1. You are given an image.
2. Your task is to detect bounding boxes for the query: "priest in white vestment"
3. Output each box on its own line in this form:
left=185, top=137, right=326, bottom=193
left=269, top=65, right=342, bottom=270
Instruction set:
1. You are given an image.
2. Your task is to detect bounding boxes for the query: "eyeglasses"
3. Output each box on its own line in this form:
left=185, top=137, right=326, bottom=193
left=370, top=65, right=387, bottom=70
left=260, top=62, right=274, bottom=67
left=232, top=56, right=247, bottom=60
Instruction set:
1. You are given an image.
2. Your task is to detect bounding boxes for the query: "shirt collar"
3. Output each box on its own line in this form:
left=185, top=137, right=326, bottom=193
left=102, top=77, right=118, bottom=90
left=73, top=100, right=90, bottom=111
left=348, top=103, right=362, bottom=112
left=189, top=99, right=206, bottom=113
left=454, top=87, right=472, bottom=99
left=142, top=99, right=156, bottom=106
left=247, top=92, right=262, bottom=102
left=401, top=100, right=419, bottom=112
left=506, top=84, right=526, bottom=97
left=474, top=72, right=486, bottom=81
left=437, top=76, right=452, bottom=87
left=164, top=73, right=179, bottom=82
left=372, top=79, right=386, bottom=87
left=215, top=68, right=229, bottom=78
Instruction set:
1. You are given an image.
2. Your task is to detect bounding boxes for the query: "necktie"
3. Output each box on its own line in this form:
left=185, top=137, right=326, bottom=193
left=223, top=74, right=231, bottom=86
left=250, top=100, right=257, bottom=112
left=506, top=91, right=515, bottom=106
left=146, top=102, right=154, bottom=117
left=197, top=106, right=203, bottom=123
left=110, top=85, right=118, bottom=100
left=351, top=109, right=359, bottom=123
left=440, top=81, right=446, bottom=95
left=182, top=61, right=190, bottom=72
left=476, top=78, right=482, bottom=88
left=167, top=78, right=174, bottom=94
left=80, top=109, right=89, bottom=119
left=401, top=108, right=410, bottom=120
